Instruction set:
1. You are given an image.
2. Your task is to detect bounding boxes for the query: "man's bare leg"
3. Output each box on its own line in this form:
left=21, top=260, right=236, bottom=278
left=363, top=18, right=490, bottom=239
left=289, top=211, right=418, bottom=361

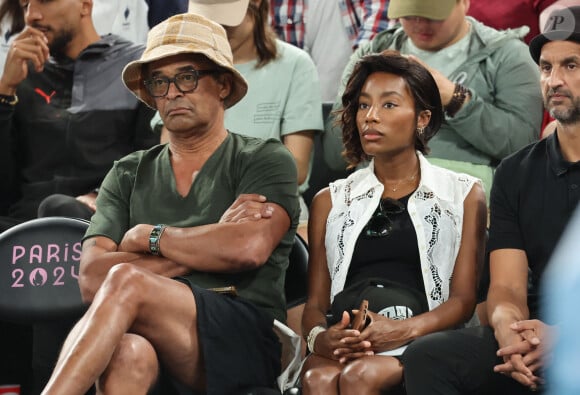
left=96, top=334, right=159, bottom=395
left=41, top=263, right=203, bottom=395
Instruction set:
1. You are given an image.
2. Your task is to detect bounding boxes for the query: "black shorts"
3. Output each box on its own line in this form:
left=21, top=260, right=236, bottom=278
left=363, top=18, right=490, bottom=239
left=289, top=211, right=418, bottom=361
left=178, top=280, right=282, bottom=394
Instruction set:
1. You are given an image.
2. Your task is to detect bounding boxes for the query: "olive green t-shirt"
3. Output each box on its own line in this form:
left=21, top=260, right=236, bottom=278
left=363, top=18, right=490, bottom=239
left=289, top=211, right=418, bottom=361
left=86, top=133, right=300, bottom=322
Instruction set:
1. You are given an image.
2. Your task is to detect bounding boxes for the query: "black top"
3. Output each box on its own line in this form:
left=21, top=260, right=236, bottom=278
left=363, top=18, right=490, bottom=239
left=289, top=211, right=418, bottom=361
left=347, top=193, right=426, bottom=296
left=0, top=35, right=157, bottom=220
left=488, top=132, right=580, bottom=318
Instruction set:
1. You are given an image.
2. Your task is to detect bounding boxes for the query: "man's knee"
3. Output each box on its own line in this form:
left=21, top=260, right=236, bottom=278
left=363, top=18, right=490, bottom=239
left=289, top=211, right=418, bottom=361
left=97, top=334, right=159, bottom=393
left=99, top=263, right=149, bottom=305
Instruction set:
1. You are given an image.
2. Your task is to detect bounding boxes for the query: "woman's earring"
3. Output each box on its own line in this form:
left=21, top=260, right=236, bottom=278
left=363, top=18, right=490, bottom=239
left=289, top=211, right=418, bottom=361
left=417, top=127, right=425, bottom=136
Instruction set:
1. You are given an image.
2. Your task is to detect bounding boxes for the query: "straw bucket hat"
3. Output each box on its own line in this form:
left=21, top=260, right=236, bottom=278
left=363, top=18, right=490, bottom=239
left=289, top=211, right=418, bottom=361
left=122, top=13, right=248, bottom=109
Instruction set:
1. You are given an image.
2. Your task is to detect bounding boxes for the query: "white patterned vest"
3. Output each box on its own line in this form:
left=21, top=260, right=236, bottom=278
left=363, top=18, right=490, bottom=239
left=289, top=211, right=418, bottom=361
left=326, top=152, right=480, bottom=312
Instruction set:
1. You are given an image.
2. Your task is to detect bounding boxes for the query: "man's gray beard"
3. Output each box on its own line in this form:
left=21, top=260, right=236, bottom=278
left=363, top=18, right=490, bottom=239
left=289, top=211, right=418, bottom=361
left=546, top=97, right=580, bottom=125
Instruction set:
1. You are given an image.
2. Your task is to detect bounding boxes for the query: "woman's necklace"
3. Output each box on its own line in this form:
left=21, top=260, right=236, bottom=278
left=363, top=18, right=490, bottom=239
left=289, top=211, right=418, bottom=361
left=383, top=167, right=420, bottom=192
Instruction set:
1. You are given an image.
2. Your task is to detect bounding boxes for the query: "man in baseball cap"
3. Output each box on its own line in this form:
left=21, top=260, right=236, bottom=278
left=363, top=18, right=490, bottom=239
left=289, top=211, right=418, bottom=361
left=403, top=6, right=580, bottom=395
left=41, top=13, right=300, bottom=395
left=387, top=0, right=457, bottom=20
left=530, top=5, right=580, bottom=63
left=324, top=0, right=542, bottom=203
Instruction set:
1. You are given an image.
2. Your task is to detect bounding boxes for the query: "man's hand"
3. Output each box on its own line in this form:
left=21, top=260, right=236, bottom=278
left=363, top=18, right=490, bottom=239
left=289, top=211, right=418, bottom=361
left=406, top=55, right=457, bottom=106
left=0, top=27, right=49, bottom=93
left=219, top=194, right=273, bottom=223
left=76, top=192, right=98, bottom=212
left=494, top=320, right=552, bottom=390
left=118, top=224, right=152, bottom=253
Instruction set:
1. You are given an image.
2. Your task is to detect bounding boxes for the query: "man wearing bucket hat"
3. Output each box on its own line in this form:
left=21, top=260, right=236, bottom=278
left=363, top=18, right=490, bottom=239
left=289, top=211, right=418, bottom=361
left=150, top=0, right=322, bottom=242
left=402, top=6, right=580, bottom=395
left=41, top=13, right=299, bottom=395
left=324, top=0, right=543, bottom=202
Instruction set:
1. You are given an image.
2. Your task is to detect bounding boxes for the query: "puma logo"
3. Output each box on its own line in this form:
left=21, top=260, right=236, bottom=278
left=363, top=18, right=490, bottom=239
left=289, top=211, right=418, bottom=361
left=34, top=88, right=56, bottom=104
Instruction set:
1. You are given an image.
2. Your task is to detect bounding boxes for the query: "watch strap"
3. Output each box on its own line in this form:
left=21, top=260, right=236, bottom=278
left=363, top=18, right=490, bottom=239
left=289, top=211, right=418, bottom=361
left=0, top=94, right=18, bottom=106
left=149, top=224, right=167, bottom=256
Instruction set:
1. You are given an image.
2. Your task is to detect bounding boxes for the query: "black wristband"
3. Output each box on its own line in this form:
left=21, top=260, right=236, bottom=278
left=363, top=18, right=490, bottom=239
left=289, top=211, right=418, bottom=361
left=0, top=94, right=18, bottom=106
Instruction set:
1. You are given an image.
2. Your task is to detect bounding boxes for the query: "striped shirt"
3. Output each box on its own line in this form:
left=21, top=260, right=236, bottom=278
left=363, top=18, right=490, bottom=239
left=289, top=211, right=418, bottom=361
left=270, top=0, right=389, bottom=49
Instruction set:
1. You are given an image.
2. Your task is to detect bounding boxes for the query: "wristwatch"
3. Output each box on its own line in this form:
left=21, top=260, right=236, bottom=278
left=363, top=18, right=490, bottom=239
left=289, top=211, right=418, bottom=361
left=149, top=224, right=167, bottom=256
left=0, top=94, right=18, bottom=106
left=306, top=325, right=326, bottom=354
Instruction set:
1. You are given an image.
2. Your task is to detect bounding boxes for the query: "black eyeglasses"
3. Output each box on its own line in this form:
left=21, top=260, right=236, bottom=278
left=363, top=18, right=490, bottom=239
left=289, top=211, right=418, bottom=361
left=143, top=69, right=219, bottom=98
left=362, top=198, right=406, bottom=238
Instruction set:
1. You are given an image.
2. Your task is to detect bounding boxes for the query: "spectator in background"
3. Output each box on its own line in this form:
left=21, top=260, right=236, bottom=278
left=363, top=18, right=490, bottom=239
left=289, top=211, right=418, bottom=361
left=270, top=0, right=305, bottom=48
left=304, top=0, right=390, bottom=101
left=402, top=6, right=580, bottom=394
left=154, top=0, right=322, bottom=241
left=468, top=0, right=560, bottom=44
left=468, top=0, right=567, bottom=142
left=539, top=0, right=580, bottom=138
left=92, top=0, right=150, bottom=45
left=0, top=0, right=25, bottom=71
left=91, top=0, right=190, bottom=45
left=324, top=0, right=543, bottom=202
left=0, top=0, right=157, bottom=232
left=146, top=0, right=188, bottom=27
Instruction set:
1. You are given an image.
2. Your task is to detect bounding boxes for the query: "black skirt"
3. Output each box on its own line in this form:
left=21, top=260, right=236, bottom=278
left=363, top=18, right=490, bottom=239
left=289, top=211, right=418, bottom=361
left=179, top=281, right=282, bottom=394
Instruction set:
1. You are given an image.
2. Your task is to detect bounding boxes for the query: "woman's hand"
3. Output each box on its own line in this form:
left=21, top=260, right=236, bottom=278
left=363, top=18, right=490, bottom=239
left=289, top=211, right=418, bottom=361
left=359, top=312, right=414, bottom=352
left=314, top=311, right=373, bottom=363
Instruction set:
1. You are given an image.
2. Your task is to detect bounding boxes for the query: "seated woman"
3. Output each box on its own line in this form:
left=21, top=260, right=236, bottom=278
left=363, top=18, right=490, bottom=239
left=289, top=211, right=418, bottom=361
left=300, top=51, right=487, bottom=394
